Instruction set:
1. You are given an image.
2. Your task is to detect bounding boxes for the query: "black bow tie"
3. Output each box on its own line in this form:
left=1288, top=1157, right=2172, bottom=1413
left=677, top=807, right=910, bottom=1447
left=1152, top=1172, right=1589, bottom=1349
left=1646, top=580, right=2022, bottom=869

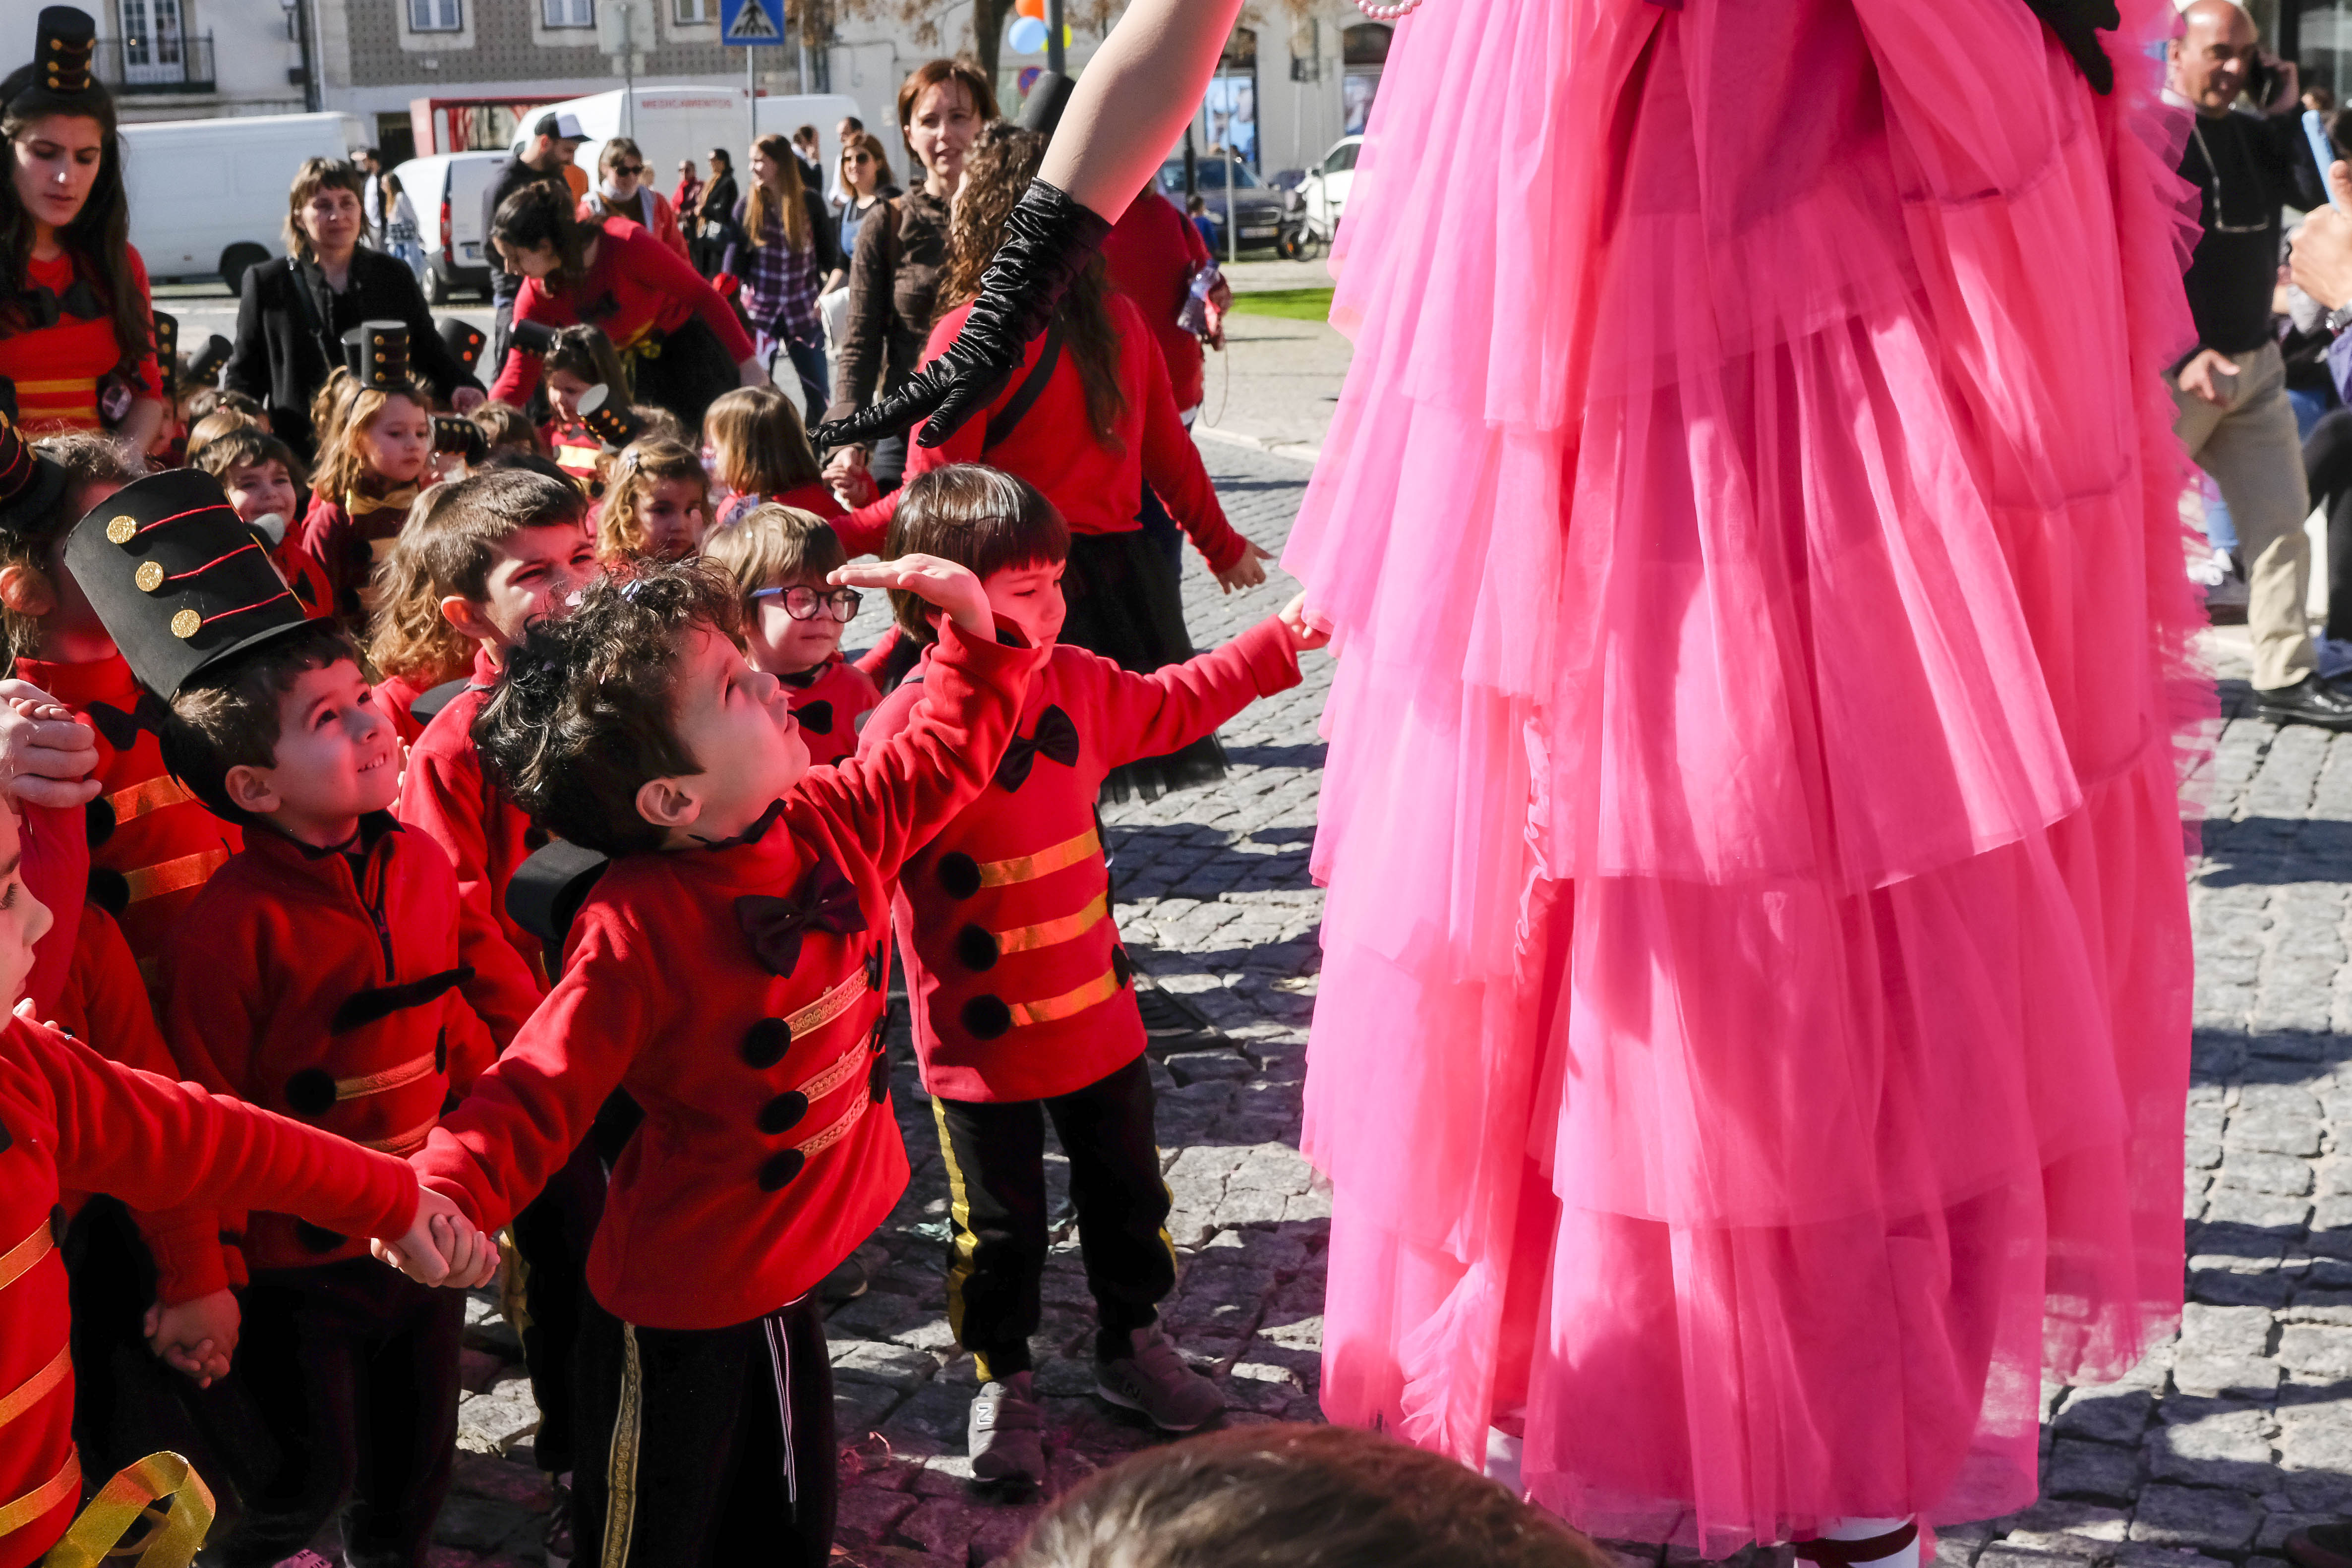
left=16, top=278, right=105, bottom=330
left=84, top=690, right=173, bottom=752
left=994, top=704, right=1079, bottom=792
left=795, top=700, right=833, bottom=737
left=331, top=966, right=474, bottom=1034
left=737, top=857, right=866, bottom=975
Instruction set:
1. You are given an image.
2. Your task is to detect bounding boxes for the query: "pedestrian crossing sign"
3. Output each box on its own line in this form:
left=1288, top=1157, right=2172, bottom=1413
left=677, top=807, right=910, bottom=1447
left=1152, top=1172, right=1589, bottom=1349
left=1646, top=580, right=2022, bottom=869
left=720, top=0, right=783, bottom=43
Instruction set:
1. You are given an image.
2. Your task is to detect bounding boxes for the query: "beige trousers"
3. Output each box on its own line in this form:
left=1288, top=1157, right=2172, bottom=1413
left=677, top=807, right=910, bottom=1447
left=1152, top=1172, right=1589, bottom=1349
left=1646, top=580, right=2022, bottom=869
left=2173, top=339, right=2314, bottom=691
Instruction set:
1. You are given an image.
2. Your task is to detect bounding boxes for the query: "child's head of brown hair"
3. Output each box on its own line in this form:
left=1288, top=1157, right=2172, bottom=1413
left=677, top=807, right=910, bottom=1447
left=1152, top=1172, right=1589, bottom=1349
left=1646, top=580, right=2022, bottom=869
left=472, top=557, right=745, bottom=857
left=599, top=438, right=710, bottom=562
left=184, top=386, right=264, bottom=427
left=311, top=368, right=431, bottom=501
left=702, top=503, right=846, bottom=601
left=159, top=620, right=362, bottom=825
left=542, top=325, right=629, bottom=404
left=882, top=464, right=1067, bottom=645
left=190, top=428, right=306, bottom=524
left=1002, top=1424, right=1613, bottom=1568
left=703, top=383, right=821, bottom=498
left=470, top=400, right=543, bottom=457
left=184, top=407, right=264, bottom=464
left=368, top=467, right=588, bottom=682
left=0, top=434, right=141, bottom=666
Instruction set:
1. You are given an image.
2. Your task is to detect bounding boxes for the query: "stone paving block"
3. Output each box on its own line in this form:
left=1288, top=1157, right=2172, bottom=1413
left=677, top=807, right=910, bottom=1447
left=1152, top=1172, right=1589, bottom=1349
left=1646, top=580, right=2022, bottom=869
left=2145, top=1400, right=2278, bottom=1489
left=2169, top=1355, right=2285, bottom=1399
left=2047, top=1438, right=2144, bottom=1504
left=455, top=1375, right=539, bottom=1456
left=2280, top=1324, right=2352, bottom=1378
left=2180, top=1304, right=2276, bottom=1358
left=2126, top=1484, right=2263, bottom=1552
left=2053, top=1389, right=2158, bottom=1447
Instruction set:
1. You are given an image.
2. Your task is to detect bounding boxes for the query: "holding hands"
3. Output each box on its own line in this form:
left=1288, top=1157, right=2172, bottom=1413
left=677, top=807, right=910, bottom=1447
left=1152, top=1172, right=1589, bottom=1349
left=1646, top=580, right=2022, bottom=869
left=0, top=680, right=100, bottom=810
left=373, top=1183, right=502, bottom=1289
left=144, top=1288, right=239, bottom=1388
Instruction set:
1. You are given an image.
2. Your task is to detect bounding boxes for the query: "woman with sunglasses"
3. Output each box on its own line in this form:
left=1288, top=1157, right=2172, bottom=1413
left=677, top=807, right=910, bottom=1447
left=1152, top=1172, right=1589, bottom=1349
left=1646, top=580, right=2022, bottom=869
left=579, top=136, right=689, bottom=262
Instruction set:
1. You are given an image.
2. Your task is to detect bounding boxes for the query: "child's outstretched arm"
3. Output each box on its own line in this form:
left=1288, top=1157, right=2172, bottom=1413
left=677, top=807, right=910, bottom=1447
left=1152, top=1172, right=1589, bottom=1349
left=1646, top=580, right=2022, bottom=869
left=1088, top=595, right=1326, bottom=770
left=792, top=554, right=1045, bottom=878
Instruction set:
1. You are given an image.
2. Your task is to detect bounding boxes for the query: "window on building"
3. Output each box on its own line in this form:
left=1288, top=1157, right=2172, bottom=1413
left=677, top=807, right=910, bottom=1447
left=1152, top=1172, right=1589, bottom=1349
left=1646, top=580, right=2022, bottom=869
left=118, top=0, right=183, bottom=68
left=674, top=0, right=710, bottom=21
left=543, top=0, right=593, bottom=26
left=408, top=0, right=463, bottom=31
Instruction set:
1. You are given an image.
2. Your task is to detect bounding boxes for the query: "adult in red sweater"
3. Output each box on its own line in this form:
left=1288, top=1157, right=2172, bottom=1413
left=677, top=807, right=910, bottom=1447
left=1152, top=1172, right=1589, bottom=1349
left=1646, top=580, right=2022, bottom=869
left=860, top=465, right=1322, bottom=1484
left=1101, top=184, right=1224, bottom=418
left=0, top=790, right=488, bottom=1568
left=486, top=184, right=761, bottom=432
left=414, top=556, right=1042, bottom=1568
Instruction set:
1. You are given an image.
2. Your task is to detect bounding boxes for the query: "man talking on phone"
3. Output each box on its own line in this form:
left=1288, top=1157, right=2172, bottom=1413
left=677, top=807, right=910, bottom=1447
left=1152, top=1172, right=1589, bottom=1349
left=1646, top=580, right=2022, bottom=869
left=2170, top=0, right=2342, bottom=724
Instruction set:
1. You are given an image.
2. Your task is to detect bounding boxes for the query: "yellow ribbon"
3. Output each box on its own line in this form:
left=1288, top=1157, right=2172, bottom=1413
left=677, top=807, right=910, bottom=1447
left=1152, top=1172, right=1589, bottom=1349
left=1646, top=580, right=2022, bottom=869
left=973, top=828, right=1102, bottom=890
left=40, top=1452, right=214, bottom=1568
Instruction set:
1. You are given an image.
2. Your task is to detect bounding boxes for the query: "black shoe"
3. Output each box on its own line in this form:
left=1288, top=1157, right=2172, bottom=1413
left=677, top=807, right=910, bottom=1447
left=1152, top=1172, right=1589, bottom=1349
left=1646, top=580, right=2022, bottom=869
left=542, top=1477, right=573, bottom=1568
left=2287, top=1523, right=2352, bottom=1568
left=2256, top=674, right=2352, bottom=730
left=1133, top=976, right=1217, bottom=1042
left=819, top=1255, right=867, bottom=1305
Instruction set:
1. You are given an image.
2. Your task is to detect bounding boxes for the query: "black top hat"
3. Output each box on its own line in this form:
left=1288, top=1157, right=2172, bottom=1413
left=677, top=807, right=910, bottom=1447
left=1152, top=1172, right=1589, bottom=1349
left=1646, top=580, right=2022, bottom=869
left=30, top=7, right=97, bottom=97
left=185, top=333, right=231, bottom=390
left=340, top=320, right=411, bottom=390
left=63, top=468, right=308, bottom=699
left=509, top=319, right=556, bottom=356
left=437, top=317, right=487, bottom=375
left=152, top=311, right=177, bottom=398
left=577, top=383, right=641, bottom=452
left=1017, top=70, right=1074, bottom=137
left=433, top=414, right=487, bottom=464
left=0, top=412, right=70, bottom=538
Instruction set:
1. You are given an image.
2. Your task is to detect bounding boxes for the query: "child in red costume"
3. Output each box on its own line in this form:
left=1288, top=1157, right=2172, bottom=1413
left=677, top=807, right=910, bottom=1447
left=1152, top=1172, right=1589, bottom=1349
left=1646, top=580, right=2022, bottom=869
left=858, top=466, right=1325, bottom=1485
left=705, top=383, right=842, bottom=531
left=703, top=503, right=881, bottom=767
left=294, top=328, right=436, bottom=628
left=192, top=429, right=334, bottom=624
left=412, top=553, right=1042, bottom=1567
left=0, top=430, right=239, bottom=974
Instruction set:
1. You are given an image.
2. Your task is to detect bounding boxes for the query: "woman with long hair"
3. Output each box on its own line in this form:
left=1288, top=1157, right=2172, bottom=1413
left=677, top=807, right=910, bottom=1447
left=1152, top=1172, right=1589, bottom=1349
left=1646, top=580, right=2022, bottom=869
left=821, top=57, right=996, bottom=496
left=0, top=6, right=163, bottom=447
left=823, top=132, right=898, bottom=297
left=579, top=136, right=689, bottom=262
left=486, top=181, right=760, bottom=433
left=839, top=125, right=1269, bottom=799
left=727, top=132, right=838, bottom=416
left=223, top=156, right=485, bottom=463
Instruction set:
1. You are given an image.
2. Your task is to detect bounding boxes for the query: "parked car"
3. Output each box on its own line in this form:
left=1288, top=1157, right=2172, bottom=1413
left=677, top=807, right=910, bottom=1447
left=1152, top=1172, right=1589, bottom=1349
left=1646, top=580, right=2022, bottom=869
left=396, top=151, right=509, bottom=304
left=119, top=112, right=369, bottom=289
left=1156, top=157, right=1289, bottom=253
left=1300, top=135, right=1362, bottom=246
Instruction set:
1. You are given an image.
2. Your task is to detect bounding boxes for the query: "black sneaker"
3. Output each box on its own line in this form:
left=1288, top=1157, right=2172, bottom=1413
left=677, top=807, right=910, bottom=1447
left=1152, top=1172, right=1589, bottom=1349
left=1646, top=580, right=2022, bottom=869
left=1133, top=975, right=1216, bottom=1042
left=2256, top=673, right=2352, bottom=731
left=543, top=1476, right=572, bottom=1568
left=820, top=1255, right=868, bottom=1305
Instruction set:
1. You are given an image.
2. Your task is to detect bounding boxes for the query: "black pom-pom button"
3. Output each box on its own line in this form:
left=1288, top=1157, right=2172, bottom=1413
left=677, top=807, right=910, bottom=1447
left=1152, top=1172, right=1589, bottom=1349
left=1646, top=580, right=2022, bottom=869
left=937, top=852, right=981, bottom=900
left=865, top=946, right=885, bottom=990
left=295, top=1221, right=346, bottom=1253
left=86, top=868, right=129, bottom=917
left=758, top=1149, right=806, bottom=1191
left=84, top=795, right=116, bottom=850
left=434, top=1028, right=447, bottom=1074
left=49, top=1205, right=66, bottom=1246
left=758, top=1092, right=809, bottom=1134
left=1111, top=946, right=1133, bottom=987
left=867, top=1052, right=889, bottom=1103
left=955, top=924, right=999, bottom=972
left=962, top=994, right=1012, bottom=1040
left=285, top=1068, right=338, bottom=1117
left=0, top=1117, right=12, bottom=1156
left=741, top=1018, right=791, bottom=1069
left=869, top=1016, right=888, bottom=1051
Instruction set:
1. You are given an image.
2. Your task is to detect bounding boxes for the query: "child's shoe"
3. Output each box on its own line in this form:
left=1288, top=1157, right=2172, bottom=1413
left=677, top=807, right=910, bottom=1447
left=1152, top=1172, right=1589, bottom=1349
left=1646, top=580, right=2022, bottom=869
left=1094, top=1325, right=1224, bottom=1432
left=542, top=1472, right=573, bottom=1568
left=968, top=1371, right=1045, bottom=1484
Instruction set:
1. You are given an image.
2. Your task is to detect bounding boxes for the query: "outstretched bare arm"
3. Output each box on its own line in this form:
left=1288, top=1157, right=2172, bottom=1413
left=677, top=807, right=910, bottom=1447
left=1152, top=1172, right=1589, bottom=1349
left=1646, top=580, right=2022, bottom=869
left=1036, top=0, right=1249, bottom=220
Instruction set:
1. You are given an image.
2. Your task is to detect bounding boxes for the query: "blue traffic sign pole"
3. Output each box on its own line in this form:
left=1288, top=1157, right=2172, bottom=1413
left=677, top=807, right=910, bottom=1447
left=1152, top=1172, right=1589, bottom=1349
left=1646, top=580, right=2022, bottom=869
left=720, top=0, right=785, bottom=154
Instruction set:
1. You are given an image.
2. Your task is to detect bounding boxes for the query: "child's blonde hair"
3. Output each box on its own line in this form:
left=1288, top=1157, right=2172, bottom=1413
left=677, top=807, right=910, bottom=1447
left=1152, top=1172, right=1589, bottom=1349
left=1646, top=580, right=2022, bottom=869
left=704, top=384, right=821, bottom=498
left=701, top=504, right=846, bottom=605
left=309, top=368, right=428, bottom=501
left=185, top=407, right=263, bottom=464
left=367, top=467, right=588, bottom=683
left=599, top=437, right=710, bottom=560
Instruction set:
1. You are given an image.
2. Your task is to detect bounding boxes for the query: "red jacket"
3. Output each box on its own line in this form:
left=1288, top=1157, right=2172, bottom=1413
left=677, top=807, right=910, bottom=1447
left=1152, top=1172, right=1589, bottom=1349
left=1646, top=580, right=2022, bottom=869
left=294, top=479, right=417, bottom=627
left=783, top=653, right=881, bottom=769
left=715, top=479, right=845, bottom=532
left=415, top=619, right=1043, bottom=1330
left=0, top=1012, right=417, bottom=1568
left=1103, top=189, right=1213, bottom=412
left=491, top=222, right=756, bottom=407
left=54, top=904, right=239, bottom=1303
left=839, top=294, right=1243, bottom=571
left=865, top=619, right=1299, bottom=1102
left=14, top=654, right=241, bottom=976
left=17, top=804, right=87, bottom=1026
left=274, top=531, right=337, bottom=624
left=398, top=647, right=548, bottom=1045
left=0, top=247, right=164, bottom=435
left=580, top=189, right=691, bottom=263
left=157, top=815, right=495, bottom=1274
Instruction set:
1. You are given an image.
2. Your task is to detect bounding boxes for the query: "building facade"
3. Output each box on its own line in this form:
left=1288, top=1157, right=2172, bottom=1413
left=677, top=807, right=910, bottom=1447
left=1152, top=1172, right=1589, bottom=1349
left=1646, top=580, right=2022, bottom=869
left=87, top=0, right=311, bottom=121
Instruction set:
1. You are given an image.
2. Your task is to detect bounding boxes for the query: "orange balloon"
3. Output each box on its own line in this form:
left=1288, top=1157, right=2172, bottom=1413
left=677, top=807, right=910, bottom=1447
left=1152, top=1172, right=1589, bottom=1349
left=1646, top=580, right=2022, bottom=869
left=1014, top=0, right=1046, bottom=19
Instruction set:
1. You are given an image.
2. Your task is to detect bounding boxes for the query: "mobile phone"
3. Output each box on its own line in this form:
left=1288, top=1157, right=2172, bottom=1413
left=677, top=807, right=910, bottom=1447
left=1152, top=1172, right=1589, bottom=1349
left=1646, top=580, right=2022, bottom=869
left=2306, top=109, right=2347, bottom=210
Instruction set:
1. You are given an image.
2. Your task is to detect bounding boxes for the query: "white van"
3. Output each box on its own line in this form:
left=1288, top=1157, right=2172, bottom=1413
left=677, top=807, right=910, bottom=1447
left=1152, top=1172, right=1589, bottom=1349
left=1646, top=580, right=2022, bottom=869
left=119, top=112, right=368, bottom=290
left=518, top=85, right=866, bottom=210
left=396, top=150, right=508, bottom=304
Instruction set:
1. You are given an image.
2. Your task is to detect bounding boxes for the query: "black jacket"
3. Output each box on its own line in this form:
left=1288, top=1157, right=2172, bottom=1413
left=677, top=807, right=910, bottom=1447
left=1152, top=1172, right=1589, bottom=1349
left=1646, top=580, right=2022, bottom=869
left=223, top=249, right=484, bottom=464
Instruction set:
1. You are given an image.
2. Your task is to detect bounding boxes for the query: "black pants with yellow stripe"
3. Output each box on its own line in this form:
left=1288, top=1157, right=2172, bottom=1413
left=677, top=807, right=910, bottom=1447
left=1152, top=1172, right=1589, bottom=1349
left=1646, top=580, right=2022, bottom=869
left=931, top=1052, right=1175, bottom=1381
left=571, top=1292, right=834, bottom=1568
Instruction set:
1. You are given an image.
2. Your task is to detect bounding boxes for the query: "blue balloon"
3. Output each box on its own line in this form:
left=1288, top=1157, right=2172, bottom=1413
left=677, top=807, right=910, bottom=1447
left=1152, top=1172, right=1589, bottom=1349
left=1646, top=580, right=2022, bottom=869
left=1008, top=14, right=1047, bottom=54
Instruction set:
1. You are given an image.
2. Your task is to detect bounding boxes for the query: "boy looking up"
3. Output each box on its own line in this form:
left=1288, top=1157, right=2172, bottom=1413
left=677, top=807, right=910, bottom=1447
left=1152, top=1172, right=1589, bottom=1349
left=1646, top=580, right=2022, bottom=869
left=412, top=553, right=1043, bottom=1567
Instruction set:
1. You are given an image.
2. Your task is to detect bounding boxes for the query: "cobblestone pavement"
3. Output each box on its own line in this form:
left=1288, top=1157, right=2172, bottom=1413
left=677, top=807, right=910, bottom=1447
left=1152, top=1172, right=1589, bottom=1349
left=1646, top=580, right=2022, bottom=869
left=422, top=452, right=2335, bottom=1568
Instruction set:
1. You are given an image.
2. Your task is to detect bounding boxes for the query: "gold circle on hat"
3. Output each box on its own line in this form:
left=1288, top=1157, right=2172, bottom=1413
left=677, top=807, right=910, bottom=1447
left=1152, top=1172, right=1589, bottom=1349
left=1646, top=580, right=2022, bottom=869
left=170, top=609, right=201, bottom=639
left=135, top=561, right=165, bottom=593
left=106, top=516, right=137, bottom=545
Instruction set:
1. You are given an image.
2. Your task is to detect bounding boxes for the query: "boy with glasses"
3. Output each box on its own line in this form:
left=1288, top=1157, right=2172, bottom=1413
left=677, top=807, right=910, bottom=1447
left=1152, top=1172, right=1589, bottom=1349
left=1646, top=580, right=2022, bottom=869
left=705, top=505, right=882, bottom=766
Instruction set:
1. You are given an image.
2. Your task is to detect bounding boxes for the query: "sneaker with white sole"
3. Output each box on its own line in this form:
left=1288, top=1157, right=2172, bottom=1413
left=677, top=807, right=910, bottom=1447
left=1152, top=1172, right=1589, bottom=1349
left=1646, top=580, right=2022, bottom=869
left=969, top=1371, right=1045, bottom=1484
left=1094, top=1325, right=1224, bottom=1432
left=543, top=1474, right=573, bottom=1568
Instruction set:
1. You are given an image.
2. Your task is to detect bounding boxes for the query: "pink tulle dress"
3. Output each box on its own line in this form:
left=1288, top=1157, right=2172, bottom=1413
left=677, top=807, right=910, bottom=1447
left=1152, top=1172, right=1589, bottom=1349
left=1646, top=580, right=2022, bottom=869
left=1292, top=0, right=2208, bottom=1550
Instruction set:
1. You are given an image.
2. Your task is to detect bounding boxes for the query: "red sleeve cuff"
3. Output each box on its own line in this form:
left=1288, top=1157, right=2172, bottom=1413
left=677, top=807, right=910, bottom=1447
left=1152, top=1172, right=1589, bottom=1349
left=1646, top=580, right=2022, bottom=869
left=142, top=1221, right=230, bottom=1305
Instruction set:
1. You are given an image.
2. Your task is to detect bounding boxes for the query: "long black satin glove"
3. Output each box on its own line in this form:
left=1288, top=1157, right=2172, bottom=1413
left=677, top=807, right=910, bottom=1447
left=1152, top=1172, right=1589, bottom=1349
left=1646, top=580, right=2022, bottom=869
left=2021, top=0, right=2119, bottom=95
left=808, top=178, right=1113, bottom=452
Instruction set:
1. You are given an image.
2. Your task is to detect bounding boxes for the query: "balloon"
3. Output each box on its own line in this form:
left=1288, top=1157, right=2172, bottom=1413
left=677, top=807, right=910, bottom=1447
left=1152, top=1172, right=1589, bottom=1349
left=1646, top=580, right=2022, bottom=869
left=1061, top=23, right=1072, bottom=45
left=1014, top=0, right=1045, bottom=19
left=1008, top=14, right=1047, bottom=54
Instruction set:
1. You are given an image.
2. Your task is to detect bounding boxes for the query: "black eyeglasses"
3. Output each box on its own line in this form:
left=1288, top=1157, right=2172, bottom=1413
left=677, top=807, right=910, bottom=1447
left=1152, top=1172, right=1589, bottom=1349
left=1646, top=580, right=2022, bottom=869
left=753, top=585, right=862, bottom=622
left=613, top=162, right=644, bottom=176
